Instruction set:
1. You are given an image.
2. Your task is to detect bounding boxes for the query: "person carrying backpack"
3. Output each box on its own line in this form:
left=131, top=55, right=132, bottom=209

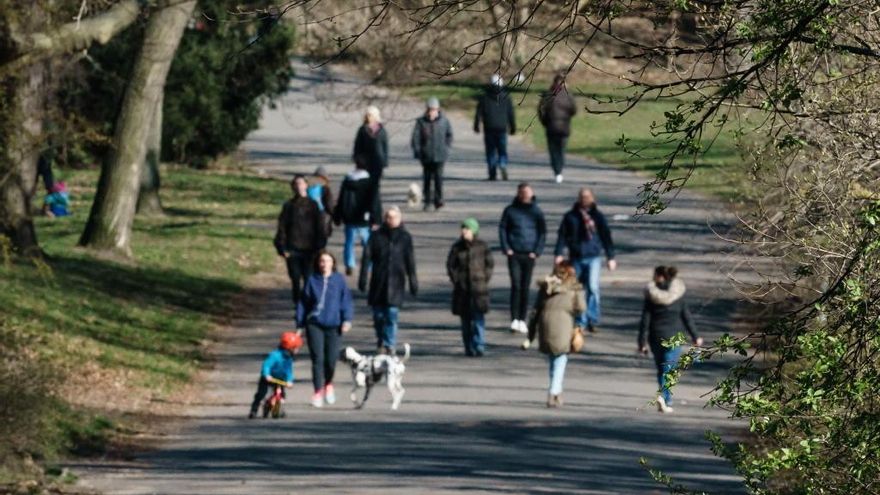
left=333, top=162, right=382, bottom=276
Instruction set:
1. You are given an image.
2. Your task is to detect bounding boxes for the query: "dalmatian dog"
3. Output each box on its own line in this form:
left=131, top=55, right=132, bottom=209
left=406, top=183, right=422, bottom=209
left=340, top=344, right=410, bottom=410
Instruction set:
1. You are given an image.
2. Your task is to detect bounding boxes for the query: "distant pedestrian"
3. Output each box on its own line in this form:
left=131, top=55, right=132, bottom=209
left=474, top=74, right=516, bottom=181
left=411, top=97, right=453, bottom=211
left=274, top=174, right=327, bottom=307
left=521, top=261, right=586, bottom=408
left=554, top=188, right=616, bottom=333
left=499, top=183, right=547, bottom=334
left=446, top=218, right=494, bottom=357
left=638, top=266, right=703, bottom=414
left=333, top=162, right=382, bottom=276
left=309, top=166, right=335, bottom=238
left=353, top=106, right=389, bottom=194
left=358, top=206, right=418, bottom=355
left=538, top=72, right=577, bottom=184
left=297, top=250, right=354, bottom=408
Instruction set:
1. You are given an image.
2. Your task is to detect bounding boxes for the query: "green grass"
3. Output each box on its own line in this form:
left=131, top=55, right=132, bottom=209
left=406, top=80, right=749, bottom=201
left=0, top=166, right=287, bottom=481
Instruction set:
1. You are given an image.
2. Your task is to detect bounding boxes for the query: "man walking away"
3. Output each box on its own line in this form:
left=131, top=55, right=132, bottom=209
left=474, top=74, right=516, bottom=181
left=411, top=97, right=453, bottom=211
left=274, top=174, right=327, bottom=308
left=499, top=182, right=547, bottom=334
left=333, top=162, right=382, bottom=276
left=538, top=72, right=577, bottom=184
left=554, top=188, right=617, bottom=332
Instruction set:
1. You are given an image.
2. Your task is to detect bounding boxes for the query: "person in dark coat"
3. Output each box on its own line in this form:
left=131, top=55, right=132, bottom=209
left=411, top=97, right=453, bottom=211
left=446, top=218, right=494, bottom=357
left=274, top=174, right=327, bottom=307
left=554, top=188, right=616, bottom=333
left=499, top=183, right=546, bottom=334
left=474, top=74, right=516, bottom=181
left=538, top=72, right=577, bottom=183
left=333, top=162, right=382, bottom=276
left=358, top=206, right=418, bottom=354
left=353, top=106, right=389, bottom=194
left=638, top=266, right=703, bottom=413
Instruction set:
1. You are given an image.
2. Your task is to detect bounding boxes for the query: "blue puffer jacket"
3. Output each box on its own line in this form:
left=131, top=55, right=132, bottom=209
left=499, top=197, right=547, bottom=255
left=296, top=272, right=354, bottom=329
left=554, top=203, right=615, bottom=259
left=260, top=349, right=294, bottom=382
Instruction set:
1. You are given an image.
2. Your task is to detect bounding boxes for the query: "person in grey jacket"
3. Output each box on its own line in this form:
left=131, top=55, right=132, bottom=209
left=474, top=74, right=516, bottom=181
left=411, top=97, right=453, bottom=211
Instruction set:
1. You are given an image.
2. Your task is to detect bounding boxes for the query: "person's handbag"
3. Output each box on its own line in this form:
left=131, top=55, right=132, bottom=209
left=571, top=327, right=585, bottom=353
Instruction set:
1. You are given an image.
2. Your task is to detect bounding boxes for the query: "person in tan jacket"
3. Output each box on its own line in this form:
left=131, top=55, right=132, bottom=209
left=522, top=261, right=586, bottom=407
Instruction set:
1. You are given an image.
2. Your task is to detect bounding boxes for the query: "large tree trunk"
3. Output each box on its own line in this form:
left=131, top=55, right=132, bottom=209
left=79, top=1, right=196, bottom=255
left=136, top=93, right=164, bottom=215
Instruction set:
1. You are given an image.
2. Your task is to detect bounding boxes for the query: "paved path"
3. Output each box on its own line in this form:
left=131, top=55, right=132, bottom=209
left=75, top=62, right=745, bottom=494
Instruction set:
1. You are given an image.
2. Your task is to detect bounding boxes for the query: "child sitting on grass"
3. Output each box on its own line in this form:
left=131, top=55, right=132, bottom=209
left=43, top=181, right=70, bottom=218
left=248, top=331, right=303, bottom=419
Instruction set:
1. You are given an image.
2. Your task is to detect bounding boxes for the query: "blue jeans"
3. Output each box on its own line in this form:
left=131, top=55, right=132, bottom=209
left=484, top=132, right=508, bottom=179
left=372, top=306, right=399, bottom=349
left=651, top=343, right=683, bottom=405
left=460, top=311, right=486, bottom=356
left=343, top=225, right=370, bottom=269
left=573, top=256, right=602, bottom=327
left=548, top=353, right=569, bottom=395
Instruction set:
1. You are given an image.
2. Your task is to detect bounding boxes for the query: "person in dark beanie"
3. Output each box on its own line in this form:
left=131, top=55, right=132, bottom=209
left=274, top=174, right=327, bottom=307
left=554, top=187, right=616, bottom=333
left=411, top=97, right=453, bottom=211
left=333, top=162, right=382, bottom=276
left=474, top=74, right=516, bottom=181
left=353, top=106, right=389, bottom=194
left=446, top=217, right=494, bottom=357
left=499, top=182, right=547, bottom=334
left=538, top=72, right=577, bottom=184
left=358, top=206, right=418, bottom=355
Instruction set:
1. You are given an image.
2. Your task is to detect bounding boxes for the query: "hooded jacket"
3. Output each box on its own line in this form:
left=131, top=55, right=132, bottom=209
left=528, top=275, right=586, bottom=355
left=359, top=224, right=419, bottom=307
left=554, top=203, right=614, bottom=260
left=474, top=85, right=516, bottom=134
left=499, top=197, right=547, bottom=255
left=637, top=278, right=699, bottom=348
left=446, top=237, right=494, bottom=315
left=411, top=113, right=453, bottom=165
left=333, top=169, right=381, bottom=227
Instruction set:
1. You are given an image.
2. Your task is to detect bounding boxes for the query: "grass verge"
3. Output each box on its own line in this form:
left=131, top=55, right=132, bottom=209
left=0, top=165, right=286, bottom=483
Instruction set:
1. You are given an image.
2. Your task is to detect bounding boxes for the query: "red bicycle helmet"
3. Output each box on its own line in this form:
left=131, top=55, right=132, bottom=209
left=279, top=331, right=303, bottom=350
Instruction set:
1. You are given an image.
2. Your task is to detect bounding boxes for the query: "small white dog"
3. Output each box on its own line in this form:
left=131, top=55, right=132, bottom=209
left=406, top=183, right=422, bottom=208
left=341, top=344, right=410, bottom=410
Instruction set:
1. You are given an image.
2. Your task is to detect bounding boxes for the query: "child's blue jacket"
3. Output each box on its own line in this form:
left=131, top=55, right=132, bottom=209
left=260, top=349, right=294, bottom=382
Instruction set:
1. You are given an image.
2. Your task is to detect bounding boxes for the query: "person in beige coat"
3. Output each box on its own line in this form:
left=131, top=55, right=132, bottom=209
left=522, top=261, right=586, bottom=407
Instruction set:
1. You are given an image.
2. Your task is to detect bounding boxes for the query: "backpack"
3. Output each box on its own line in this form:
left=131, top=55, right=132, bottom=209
left=307, top=184, right=325, bottom=211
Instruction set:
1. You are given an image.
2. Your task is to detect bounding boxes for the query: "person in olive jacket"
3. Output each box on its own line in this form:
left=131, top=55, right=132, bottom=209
left=353, top=106, right=389, bottom=194
left=538, top=72, right=577, bottom=183
left=474, top=74, right=516, bottom=181
left=411, top=97, right=453, bottom=211
left=446, top=218, right=494, bottom=357
left=638, top=266, right=703, bottom=413
left=274, top=174, right=327, bottom=307
left=358, top=206, right=418, bottom=355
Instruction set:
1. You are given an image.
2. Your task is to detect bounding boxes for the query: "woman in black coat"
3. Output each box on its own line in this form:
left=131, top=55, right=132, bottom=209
left=446, top=218, right=494, bottom=357
left=352, top=106, right=389, bottom=193
left=638, top=266, right=703, bottom=413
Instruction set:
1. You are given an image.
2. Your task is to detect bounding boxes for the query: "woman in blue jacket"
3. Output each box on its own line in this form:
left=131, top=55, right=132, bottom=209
left=297, top=250, right=354, bottom=408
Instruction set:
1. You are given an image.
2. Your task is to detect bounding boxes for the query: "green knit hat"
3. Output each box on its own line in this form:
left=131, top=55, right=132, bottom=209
left=461, top=217, right=479, bottom=236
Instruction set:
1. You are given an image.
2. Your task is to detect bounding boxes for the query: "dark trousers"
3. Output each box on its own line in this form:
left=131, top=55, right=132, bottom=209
left=250, top=377, right=287, bottom=414
left=507, top=253, right=536, bottom=321
left=421, top=161, right=445, bottom=206
left=547, top=133, right=568, bottom=175
left=37, top=155, right=54, bottom=192
left=484, top=131, right=508, bottom=179
left=306, top=321, right=341, bottom=392
left=285, top=250, right=315, bottom=305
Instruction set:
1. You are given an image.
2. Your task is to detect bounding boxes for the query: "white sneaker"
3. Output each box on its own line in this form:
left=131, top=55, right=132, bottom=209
left=509, top=320, right=521, bottom=333
left=656, top=395, right=674, bottom=414
left=555, top=174, right=563, bottom=184
left=310, top=391, right=324, bottom=408
left=516, top=320, right=529, bottom=333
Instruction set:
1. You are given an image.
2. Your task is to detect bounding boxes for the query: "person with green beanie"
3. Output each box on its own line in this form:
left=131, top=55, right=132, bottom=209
left=446, top=217, right=494, bottom=356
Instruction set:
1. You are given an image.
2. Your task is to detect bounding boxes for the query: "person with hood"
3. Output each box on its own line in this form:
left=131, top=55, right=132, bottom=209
left=554, top=187, right=616, bottom=333
left=308, top=166, right=335, bottom=238
left=499, top=182, right=547, bottom=334
left=274, top=174, right=327, bottom=307
left=522, top=261, right=586, bottom=408
left=446, top=218, right=494, bottom=357
left=333, top=161, right=382, bottom=276
left=474, top=74, right=516, bottom=181
left=638, top=266, right=703, bottom=413
left=411, top=97, right=453, bottom=211
left=353, top=106, right=389, bottom=194
left=358, top=206, right=419, bottom=355
left=538, top=72, right=577, bottom=184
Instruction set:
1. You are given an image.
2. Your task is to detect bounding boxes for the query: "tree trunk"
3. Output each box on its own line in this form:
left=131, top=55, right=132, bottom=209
left=79, top=1, right=196, bottom=255
left=136, top=93, right=164, bottom=215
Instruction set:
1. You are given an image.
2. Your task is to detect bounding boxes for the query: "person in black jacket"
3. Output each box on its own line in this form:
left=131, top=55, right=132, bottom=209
left=447, top=218, right=494, bottom=357
left=474, top=74, right=516, bottom=181
left=358, top=206, right=418, bottom=355
left=499, top=183, right=547, bottom=334
left=411, top=97, right=453, bottom=211
left=353, top=106, right=389, bottom=194
left=638, top=266, right=703, bottom=413
left=274, top=174, right=327, bottom=307
left=333, top=162, right=382, bottom=276
left=554, top=188, right=617, bottom=332
left=538, top=72, right=577, bottom=184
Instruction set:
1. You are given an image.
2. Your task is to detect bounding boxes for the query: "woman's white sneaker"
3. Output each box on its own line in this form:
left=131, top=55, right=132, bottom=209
left=555, top=174, right=563, bottom=184
left=656, top=395, right=674, bottom=413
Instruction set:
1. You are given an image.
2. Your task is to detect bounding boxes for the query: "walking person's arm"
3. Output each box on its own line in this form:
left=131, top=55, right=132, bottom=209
left=296, top=279, right=312, bottom=331
left=597, top=211, right=617, bottom=270
left=474, top=98, right=482, bottom=133
left=485, top=243, right=494, bottom=281
left=638, top=296, right=651, bottom=354
left=681, top=301, right=702, bottom=346
left=358, top=237, right=372, bottom=293
left=553, top=217, right=568, bottom=264
left=446, top=244, right=458, bottom=284
left=534, top=208, right=547, bottom=258
left=380, top=127, right=389, bottom=169
left=445, top=118, right=453, bottom=147
left=507, top=94, right=516, bottom=135
left=499, top=208, right=513, bottom=256
left=405, top=234, right=419, bottom=296
left=273, top=202, right=289, bottom=257
left=411, top=121, right=421, bottom=160
left=340, top=279, right=354, bottom=333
